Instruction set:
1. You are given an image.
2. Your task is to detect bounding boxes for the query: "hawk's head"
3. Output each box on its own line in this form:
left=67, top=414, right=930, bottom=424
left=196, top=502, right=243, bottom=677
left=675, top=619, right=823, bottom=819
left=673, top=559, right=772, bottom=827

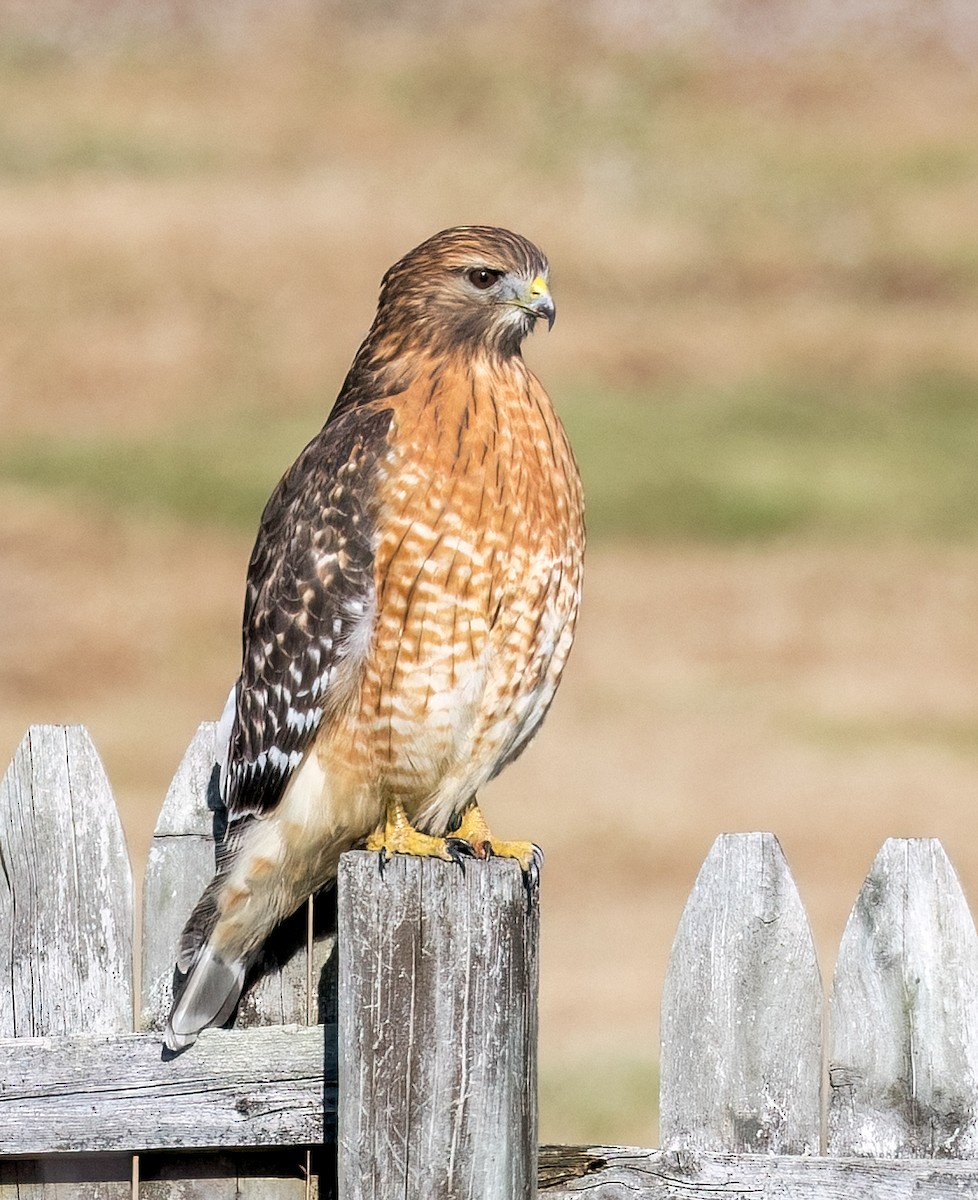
left=374, top=226, right=555, bottom=358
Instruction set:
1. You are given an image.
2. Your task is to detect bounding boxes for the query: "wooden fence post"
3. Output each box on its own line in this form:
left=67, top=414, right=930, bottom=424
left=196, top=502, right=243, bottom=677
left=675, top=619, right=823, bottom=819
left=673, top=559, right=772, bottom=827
left=0, top=724, right=133, bottom=1196
left=337, top=851, right=539, bottom=1200
left=659, top=831, right=822, bottom=1155
left=829, top=837, right=978, bottom=1158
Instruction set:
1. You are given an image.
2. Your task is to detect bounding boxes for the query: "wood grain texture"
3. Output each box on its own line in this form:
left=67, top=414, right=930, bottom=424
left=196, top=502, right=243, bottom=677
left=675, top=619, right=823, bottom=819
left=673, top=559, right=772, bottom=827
left=536, top=1147, right=978, bottom=1198
left=0, top=725, right=134, bottom=1197
left=0, top=725, right=133, bottom=1038
left=0, top=1025, right=330, bottom=1154
left=829, top=837, right=978, bottom=1158
left=659, top=832, right=822, bottom=1155
left=337, top=851, right=539, bottom=1200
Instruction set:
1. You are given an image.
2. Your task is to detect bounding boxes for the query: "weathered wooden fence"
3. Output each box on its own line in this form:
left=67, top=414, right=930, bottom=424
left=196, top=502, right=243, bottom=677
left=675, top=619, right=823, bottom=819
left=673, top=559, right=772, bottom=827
left=3, top=723, right=978, bottom=1198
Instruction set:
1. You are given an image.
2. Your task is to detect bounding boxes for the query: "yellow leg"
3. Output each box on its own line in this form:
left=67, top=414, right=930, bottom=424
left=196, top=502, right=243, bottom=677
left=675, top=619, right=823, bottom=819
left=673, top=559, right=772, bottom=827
left=452, top=800, right=543, bottom=876
left=366, top=796, right=471, bottom=865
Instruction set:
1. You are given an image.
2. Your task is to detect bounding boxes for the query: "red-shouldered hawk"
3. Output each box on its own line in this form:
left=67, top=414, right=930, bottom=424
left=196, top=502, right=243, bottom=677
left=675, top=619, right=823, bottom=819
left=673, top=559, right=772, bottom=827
left=164, top=226, right=585, bottom=1053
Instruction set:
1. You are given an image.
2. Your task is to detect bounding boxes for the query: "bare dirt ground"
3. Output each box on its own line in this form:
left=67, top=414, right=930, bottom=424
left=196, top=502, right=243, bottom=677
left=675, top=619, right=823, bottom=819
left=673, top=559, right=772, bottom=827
left=4, top=489, right=977, bottom=1141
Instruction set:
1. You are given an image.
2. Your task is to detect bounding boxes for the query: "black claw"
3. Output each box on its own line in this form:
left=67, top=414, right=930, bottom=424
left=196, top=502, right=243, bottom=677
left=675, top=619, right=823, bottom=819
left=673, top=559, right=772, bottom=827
left=445, top=837, right=476, bottom=873
left=523, top=844, right=544, bottom=904
left=377, top=847, right=389, bottom=878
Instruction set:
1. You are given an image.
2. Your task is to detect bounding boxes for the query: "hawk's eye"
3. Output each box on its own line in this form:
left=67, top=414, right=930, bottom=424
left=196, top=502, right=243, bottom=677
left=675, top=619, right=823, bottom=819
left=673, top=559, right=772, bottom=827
left=467, top=267, right=502, bottom=290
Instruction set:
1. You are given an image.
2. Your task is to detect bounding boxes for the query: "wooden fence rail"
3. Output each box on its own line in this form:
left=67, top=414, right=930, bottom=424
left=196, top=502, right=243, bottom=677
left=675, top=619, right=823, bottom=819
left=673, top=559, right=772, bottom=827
left=2, top=723, right=978, bottom=1198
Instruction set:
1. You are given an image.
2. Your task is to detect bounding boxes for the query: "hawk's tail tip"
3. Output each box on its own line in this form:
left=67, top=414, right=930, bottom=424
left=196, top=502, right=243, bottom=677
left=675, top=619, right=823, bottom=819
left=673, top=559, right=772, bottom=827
left=163, top=944, right=248, bottom=1056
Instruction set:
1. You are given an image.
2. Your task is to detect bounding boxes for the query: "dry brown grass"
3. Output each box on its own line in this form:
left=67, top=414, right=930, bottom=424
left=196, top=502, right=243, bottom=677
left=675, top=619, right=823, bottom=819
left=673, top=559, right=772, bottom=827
left=2, top=22, right=978, bottom=438
left=2, top=12, right=978, bottom=1143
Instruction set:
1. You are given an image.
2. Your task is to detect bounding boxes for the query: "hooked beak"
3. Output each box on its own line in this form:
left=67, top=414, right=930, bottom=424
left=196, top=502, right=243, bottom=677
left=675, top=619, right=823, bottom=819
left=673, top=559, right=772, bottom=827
left=524, top=274, right=556, bottom=330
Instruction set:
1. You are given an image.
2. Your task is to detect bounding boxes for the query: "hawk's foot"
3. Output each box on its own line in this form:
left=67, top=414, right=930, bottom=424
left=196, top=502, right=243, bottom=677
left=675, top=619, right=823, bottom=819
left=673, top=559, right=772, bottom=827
left=367, top=798, right=474, bottom=872
left=452, top=802, right=544, bottom=889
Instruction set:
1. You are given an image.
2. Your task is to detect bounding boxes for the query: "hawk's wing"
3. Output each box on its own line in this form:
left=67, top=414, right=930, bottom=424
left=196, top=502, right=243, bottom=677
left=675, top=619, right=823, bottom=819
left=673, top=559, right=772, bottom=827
left=220, top=403, right=393, bottom=821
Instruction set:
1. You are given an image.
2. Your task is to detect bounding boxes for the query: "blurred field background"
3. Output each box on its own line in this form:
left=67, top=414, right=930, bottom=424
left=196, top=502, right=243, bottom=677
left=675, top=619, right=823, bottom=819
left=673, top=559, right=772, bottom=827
left=2, top=0, right=978, bottom=1146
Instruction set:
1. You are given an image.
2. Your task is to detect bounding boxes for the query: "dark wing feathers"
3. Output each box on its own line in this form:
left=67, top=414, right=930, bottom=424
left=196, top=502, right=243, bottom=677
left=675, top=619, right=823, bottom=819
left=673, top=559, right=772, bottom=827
left=176, top=402, right=392, bottom=982
left=222, top=403, right=393, bottom=820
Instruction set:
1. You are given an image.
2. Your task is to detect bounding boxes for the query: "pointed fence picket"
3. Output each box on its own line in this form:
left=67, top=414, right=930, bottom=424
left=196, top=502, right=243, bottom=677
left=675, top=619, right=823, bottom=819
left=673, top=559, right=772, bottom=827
left=3, top=723, right=978, bottom=1199
left=0, top=724, right=133, bottom=1197
left=828, top=837, right=978, bottom=1159
left=659, top=832, right=822, bottom=1156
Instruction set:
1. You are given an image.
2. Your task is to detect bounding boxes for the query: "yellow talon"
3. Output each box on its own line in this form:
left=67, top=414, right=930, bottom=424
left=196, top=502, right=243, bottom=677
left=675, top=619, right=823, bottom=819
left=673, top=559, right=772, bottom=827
left=366, top=797, right=460, bottom=862
left=452, top=801, right=542, bottom=875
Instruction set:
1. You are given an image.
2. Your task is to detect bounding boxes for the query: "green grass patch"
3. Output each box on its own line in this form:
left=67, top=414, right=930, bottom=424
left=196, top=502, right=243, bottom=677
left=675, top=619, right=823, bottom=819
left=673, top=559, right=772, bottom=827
left=3, top=369, right=977, bottom=543
left=560, top=369, right=978, bottom=542
left=0, top=420, right=314, bottom=530
left=0, top=128, right=218, bottom=178
left=787, top=713, right=978, bottom=756
left=539, top=1054, right=658, bottom=1146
